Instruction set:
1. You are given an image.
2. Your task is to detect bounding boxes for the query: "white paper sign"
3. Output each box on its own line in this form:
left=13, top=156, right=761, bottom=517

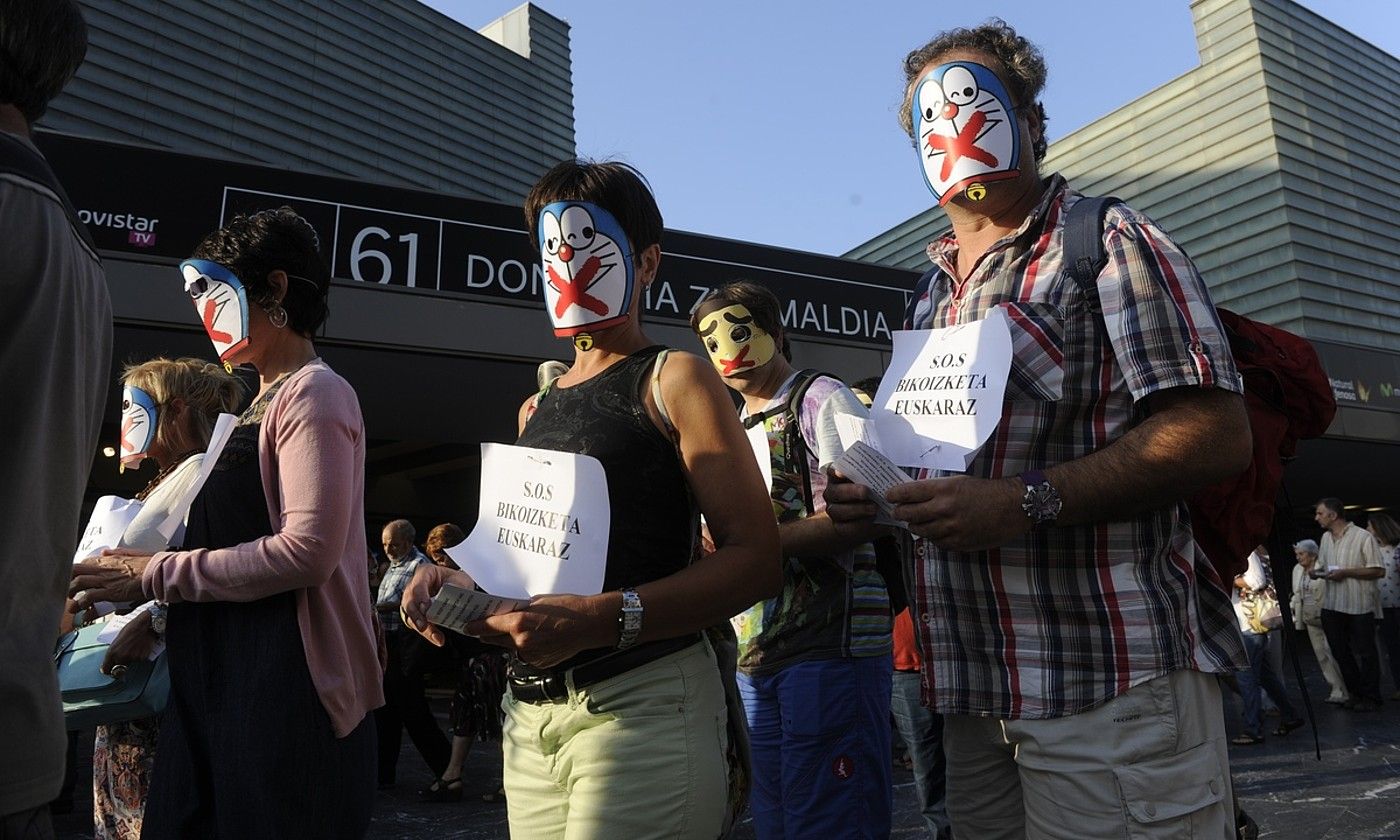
left=445, top=443, right=610, bottom=599
left=426, top=583, right=527, bottom=634
left=73, top=496, right=145, bottom=565
left=871, top=308, right=1012, bottom=471
left=157, top=412, right=237, bottom=541
left=832, top=441, right=914, bottom=529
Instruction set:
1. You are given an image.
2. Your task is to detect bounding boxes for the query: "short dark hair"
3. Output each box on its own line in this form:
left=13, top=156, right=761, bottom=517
left=690, top=281, right=791, bottom=362
left=1317, top=497, right=1345, bottom=518
left=192, top=207, right=330, bottom=337
left=524, top=159, right=663, bottom=258
left=899, top=18, right=1049, bottom=161
left=0, top=0, right=89, bottom=123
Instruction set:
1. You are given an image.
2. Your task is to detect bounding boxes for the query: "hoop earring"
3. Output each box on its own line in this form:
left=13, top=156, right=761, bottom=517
left=268, top=304, right=288, bottom=329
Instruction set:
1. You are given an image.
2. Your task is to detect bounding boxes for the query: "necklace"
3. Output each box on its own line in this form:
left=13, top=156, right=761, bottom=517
left=134, top=450, right=201, bottom=501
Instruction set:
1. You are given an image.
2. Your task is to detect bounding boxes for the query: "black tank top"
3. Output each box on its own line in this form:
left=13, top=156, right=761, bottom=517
left=516, top=345, right=696, bottom=597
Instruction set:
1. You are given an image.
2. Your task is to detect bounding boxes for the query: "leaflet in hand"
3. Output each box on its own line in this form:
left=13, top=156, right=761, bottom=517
left=73, top=496, right=145, bottom=565
left=94, top=601, right=165, bottom=660
left=831, top=440, right=914, bottom=529
left=426, top=583, right=526, bottom=635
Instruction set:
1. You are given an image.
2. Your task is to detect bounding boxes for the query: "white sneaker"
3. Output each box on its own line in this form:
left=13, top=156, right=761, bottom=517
left=1325, top=695, right=1348, bottom=704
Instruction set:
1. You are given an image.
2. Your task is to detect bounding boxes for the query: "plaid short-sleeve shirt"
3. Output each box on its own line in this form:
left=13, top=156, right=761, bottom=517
left=907, top=176, right=1247, bottom=720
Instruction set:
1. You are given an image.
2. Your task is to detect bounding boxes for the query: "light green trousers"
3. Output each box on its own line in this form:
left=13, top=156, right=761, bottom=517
left=502, top=639, right=730, bottom=839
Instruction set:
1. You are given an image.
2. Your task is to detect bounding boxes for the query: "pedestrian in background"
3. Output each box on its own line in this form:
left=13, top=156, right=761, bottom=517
left=1316, top=498, right=1385, bottom=711
left=1291, top=539, right=1349, bottom=704
left=1366, top=512, right=1400, bottom=700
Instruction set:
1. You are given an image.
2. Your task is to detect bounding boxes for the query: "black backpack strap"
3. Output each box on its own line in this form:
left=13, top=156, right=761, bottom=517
left=742, top=369, right=833, bottom=516
left=0, top=132, right=99, bottom=259
left=902, top=266, right=940, bottom=329
left=1062, top=195, right=1120, bottom=310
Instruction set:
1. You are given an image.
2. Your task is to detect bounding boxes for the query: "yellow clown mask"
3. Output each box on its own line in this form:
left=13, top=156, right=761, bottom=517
left=695, top=303, right=778, bottom=377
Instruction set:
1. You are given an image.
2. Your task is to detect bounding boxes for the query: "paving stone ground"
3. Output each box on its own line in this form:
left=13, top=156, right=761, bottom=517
left=51, top=638, right=1400, bottom=838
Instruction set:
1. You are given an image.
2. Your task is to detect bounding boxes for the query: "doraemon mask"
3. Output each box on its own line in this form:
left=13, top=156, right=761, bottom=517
left=695, top=303, right=777, bottom=377
left=119, top=385, right=158, bottom=469
left=912, top=61, right=1022, bottom=205
left=537, top=201, right=634, bottom=339
left=181, top=258, right=250, bottom=363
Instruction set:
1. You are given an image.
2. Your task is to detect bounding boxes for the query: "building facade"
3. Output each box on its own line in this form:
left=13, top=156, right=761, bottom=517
left=846, top=0, right=1400, bottom=512
left=44, top=0, right=574, bottom=204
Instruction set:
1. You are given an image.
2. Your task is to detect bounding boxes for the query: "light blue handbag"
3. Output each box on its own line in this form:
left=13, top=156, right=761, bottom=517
left=54, top=621, right=170, bottom=729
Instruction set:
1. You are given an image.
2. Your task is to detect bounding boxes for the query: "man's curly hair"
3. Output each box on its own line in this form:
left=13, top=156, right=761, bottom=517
left=899, top=19, right=1050, bottom=161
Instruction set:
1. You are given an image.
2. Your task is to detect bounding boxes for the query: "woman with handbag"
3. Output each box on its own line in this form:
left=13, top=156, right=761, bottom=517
left=86, top=357, right=242, bottom=840
left=1231, top=548, right=1304, bottom=745
left=1291, top=539, right=1349, bottom=704
left=69, top=207, right=383, bottom=838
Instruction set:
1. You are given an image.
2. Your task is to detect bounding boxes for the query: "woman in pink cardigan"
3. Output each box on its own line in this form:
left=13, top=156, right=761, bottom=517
left=70, top=208, right=382, bottom=838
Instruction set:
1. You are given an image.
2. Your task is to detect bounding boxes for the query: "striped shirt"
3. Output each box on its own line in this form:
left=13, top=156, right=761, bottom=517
left=1319, top=523, right=1382, bottom=616
left=376, top=548, right=429, bottom=631
left=906, top=176, right=1247, bottom=720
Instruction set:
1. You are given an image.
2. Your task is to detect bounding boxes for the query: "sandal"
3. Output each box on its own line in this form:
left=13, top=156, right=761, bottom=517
left=1273, top=718, right=1305, bottom=737
left=1231, top=733, right=1264, bottom=746
left=482, top=786, right=507, bottom=803
left=419, top=776, right=463, bottom=803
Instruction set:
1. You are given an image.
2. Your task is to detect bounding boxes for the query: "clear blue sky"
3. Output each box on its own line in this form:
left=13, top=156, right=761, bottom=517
left=424, top=0, right=1397, bottom=256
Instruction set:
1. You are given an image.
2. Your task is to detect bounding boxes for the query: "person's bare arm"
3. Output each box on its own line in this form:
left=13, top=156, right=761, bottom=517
left=886, top=385, right=1251, bottom=551
left=779, top=512, right=869, bottom=558
left=409, top=355, right=781, bottom=666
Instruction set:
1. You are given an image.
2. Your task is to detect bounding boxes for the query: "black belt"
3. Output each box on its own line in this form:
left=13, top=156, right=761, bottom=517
left=507, top=634, right=702, bottom=704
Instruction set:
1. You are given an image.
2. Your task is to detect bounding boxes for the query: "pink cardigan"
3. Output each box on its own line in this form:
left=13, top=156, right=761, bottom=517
left=143, top=360, right=384, bottom=737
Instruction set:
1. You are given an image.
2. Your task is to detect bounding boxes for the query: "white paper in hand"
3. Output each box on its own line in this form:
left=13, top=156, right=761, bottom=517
left=870, top=307, right=1012, bottom=471
left=426, top=583, right=527, bottom=635
left=832, top=441, right=914, bottom=529
left=73, top=496, right=144, bottom=564
left=95, top=601, right=166, bottom=660
left=445, top=443, right=610, bottom=599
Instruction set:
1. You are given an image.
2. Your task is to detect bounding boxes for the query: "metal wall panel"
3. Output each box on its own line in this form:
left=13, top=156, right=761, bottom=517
left=42, top=0, right=575, bottom=204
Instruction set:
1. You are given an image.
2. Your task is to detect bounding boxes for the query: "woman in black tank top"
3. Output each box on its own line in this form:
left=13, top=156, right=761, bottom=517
left=401, top=161, right=780, bottom=839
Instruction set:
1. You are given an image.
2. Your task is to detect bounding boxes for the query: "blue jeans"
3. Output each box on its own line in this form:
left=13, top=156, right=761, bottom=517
left=1238, top=630, right=1297, bottom=737
left=890, top=670, right=950, bottom=839
left=737, top=655, right=892, bottom=840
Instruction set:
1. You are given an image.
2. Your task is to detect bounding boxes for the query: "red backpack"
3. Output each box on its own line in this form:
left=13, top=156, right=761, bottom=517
left=1064, top=197, right=1337, bottom=589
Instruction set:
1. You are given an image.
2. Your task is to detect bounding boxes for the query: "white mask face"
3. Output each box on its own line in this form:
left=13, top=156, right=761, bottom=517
left=119, top=385, right=158, bottom=469
left=181, top=258, right=251, bottom=363
left=913, top=60, right=1023, bottom=205
left=537, top=201, right=634, bottom=339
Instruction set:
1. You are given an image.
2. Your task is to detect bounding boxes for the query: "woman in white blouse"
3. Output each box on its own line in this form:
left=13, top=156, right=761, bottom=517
left=1291, top=539, right=1349, bottom=704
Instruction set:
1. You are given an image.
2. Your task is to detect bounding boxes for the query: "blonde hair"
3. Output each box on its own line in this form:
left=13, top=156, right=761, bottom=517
left=121, top=357, right=244, bottom=454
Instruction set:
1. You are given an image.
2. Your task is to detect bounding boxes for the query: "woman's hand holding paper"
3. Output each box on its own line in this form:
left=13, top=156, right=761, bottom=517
left=466, top=593, right=615, bottom=669
left=400, top=563, right=474, bottom=646
left=102, top=610, right=158, bottom=673
left=69, top=549, right=153, bottom=609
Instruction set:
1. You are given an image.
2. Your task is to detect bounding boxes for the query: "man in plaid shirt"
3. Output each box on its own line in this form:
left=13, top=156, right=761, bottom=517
left=827, top=20, right=1251, bottom=839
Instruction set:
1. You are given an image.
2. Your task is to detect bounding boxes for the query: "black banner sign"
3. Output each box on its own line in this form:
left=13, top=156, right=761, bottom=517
left=1314, top=340, right=1400, bottom=415
left=41, top=133, right=915, bottom=348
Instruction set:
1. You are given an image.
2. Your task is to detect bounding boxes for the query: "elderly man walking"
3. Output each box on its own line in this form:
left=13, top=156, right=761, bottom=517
left=1315, top=498, right=1385, bottom=711
left=374, top=519, right=450, bottom=789
left=826, top=19, right=1251, bottom=839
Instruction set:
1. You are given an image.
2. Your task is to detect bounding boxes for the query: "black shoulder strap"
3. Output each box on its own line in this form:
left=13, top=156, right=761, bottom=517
left=1062, top=195, right=1120, bottom=307
left=742, top=368, right=833, bottom=516
left=0, top=132, right=99, bottom=258
left=902, top=266, right=939, bottom=329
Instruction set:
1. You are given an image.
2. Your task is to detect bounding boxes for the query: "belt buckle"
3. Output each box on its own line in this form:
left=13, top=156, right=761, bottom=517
left=511, top=671, right=568, bottom=704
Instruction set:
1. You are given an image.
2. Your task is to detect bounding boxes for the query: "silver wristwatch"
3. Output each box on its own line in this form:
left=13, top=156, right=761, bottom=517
left=149, top=603, right=168, bottom=637
left=1019, top=470, right=1063, bottom=528
left=616, top=589, right=643, bottom=650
